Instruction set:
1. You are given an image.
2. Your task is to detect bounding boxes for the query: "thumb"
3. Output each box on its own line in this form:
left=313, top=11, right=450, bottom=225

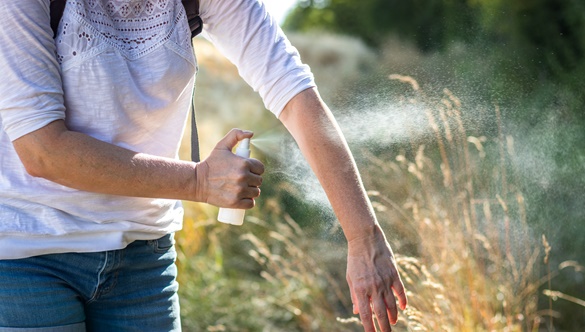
left=215, top=128, right=254, bottom=151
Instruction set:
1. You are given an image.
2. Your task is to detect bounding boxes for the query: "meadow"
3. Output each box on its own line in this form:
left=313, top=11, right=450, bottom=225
left=175, top=34, right=585, bottom=331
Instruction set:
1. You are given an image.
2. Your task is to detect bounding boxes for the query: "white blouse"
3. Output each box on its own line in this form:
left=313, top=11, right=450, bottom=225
left=0, top=0, right=315, bottom=259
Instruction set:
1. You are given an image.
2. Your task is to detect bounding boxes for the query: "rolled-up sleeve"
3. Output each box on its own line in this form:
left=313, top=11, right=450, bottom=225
left=0, top=0, right=65, bottom=141
left=199, top=0, right=315, bottom=118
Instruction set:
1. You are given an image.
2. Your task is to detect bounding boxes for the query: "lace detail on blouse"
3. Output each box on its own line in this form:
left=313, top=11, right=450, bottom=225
left=56, top=0, right=189, bottom=63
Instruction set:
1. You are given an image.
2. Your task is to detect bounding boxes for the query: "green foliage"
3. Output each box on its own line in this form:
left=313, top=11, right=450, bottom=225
left=475, top=0, right=585, bottom=78
left=285, top=1, right=378, bottom=46
left=284, top=0, right=585, bottom=79
left=284, top=0, right=480, bottom=50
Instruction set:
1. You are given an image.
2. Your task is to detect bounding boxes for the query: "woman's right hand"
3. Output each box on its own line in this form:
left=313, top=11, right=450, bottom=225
left=194, top=129, right=264, bottom=208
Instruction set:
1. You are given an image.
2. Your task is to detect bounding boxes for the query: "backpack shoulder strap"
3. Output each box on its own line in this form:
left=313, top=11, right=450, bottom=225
left=182, top=0, right=203, bottom=38
left=181, top=1, right=203, bottom=162
left=49, top=0, right=66, bottom=37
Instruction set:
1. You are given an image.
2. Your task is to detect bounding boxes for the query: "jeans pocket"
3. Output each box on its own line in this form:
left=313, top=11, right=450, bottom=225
left=150, top=234, right=175, bottom=254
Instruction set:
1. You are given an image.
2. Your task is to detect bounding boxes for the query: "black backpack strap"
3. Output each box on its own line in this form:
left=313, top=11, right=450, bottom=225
left=49, top=0, right=66, bottom=38
left=190, top=97, right=200, bottom=162
left=182, top=0, right=203, bottom=162
left=182, top=0, right=203, bottom=39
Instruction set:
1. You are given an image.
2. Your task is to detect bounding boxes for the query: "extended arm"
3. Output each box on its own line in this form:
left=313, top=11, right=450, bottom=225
left=280, top=87, right=407, bottom=331
left=12, top=121, right=262, bottom=208
left=14, top=120, right=197, bottom=200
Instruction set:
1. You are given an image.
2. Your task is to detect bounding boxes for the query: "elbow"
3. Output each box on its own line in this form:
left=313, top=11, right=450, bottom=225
left=12, top=121, right=67, bottom=181
left=17, top=150, right=55, bottom=180
left=21, top=158, right=49, bottom=179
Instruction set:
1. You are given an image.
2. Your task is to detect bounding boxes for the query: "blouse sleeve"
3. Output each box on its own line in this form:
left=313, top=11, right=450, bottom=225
left=0, top=0, right=66, bottom=141
left=199, top=0, right=316, bottom=118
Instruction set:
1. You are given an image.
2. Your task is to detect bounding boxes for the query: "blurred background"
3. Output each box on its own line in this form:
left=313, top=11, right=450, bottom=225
left=177, top=1, right=585, bottom=331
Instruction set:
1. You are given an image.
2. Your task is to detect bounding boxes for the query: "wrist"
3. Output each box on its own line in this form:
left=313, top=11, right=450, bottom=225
left=192, top=161, right=209, bottom=203
left=346, top=222, right=384, bottom=242
left=347, top=223, right=388, bottom=255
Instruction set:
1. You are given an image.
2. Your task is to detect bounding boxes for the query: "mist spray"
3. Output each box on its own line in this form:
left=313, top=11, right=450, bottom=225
left=217, top=138, right=251, bottom=226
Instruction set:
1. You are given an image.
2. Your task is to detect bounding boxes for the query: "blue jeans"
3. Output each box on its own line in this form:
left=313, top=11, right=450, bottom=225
left=0, top=234, right=180, bottom=331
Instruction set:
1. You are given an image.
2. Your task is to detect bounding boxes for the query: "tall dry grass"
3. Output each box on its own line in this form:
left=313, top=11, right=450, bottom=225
left=358, top=76, right=540, bottom=331
left=174, top=34, right=582, bottom=331
left=177, top=200, right=355, bottom=331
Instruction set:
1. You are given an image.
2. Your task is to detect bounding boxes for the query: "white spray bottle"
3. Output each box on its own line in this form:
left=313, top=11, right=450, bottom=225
left=217, top=138, right=251, bottom=226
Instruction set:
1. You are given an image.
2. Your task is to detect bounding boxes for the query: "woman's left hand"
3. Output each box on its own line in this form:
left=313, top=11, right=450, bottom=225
left=346, top=226, right=407, bottom=332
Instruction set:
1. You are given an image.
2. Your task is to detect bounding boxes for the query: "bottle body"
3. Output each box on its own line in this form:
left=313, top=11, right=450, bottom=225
left=217, top=138, right=251, bottom=226
left=217, top=208, right=246, bottom=226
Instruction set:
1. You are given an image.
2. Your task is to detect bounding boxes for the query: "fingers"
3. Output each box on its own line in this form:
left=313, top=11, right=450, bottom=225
left=216, top=128, right=264, bottom=175
left=225, top=172, right=261, bottom=209
left=356, top=292, right=398, bottom=332
left=247, top=158, right=265, bottom=175
left=215, top=128, right=254, bottom=151
left=384, top=291, right=398, bottom=325
left=218, top=186, right=260, bottom=209
left=247, top=172, right=263, bottom=187
left=228, top=162, right=262, bottom=209
left=242, top=185, right=261, bottom=200
left=235, top=198, right=255, bottom=209
left=235, top=160, right=263, bottom=187
left=203, top=129, right=266, bottom=209
left=373, top=296, right=392, bottom=332
left=392, top=276, right=408, bottom=311
left=356, top=294, right=376, bottom=332
left=345, top=229, right=407, bottom=331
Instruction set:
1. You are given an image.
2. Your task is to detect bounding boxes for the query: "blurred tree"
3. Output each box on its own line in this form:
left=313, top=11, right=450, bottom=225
left=284, top=0, right=585, bottom=76
left=473, top=0, right=585, bottom=77
left=284, top=0, right=480, bottom=50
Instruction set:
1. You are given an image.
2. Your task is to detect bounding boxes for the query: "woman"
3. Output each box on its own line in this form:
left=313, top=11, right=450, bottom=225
left=0, top=0, right=406, bottom=331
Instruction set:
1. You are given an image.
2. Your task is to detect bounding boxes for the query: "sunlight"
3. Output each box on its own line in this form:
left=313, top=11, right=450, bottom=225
left=263, top=0, right=297, bottom=24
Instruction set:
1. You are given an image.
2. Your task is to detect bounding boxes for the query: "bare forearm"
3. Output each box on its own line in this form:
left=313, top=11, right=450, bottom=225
left=280, top=88, right=380, bottom=242
left=13, top=120, right=198, bottom=201
left=281, top=88, right=407, bottom=331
